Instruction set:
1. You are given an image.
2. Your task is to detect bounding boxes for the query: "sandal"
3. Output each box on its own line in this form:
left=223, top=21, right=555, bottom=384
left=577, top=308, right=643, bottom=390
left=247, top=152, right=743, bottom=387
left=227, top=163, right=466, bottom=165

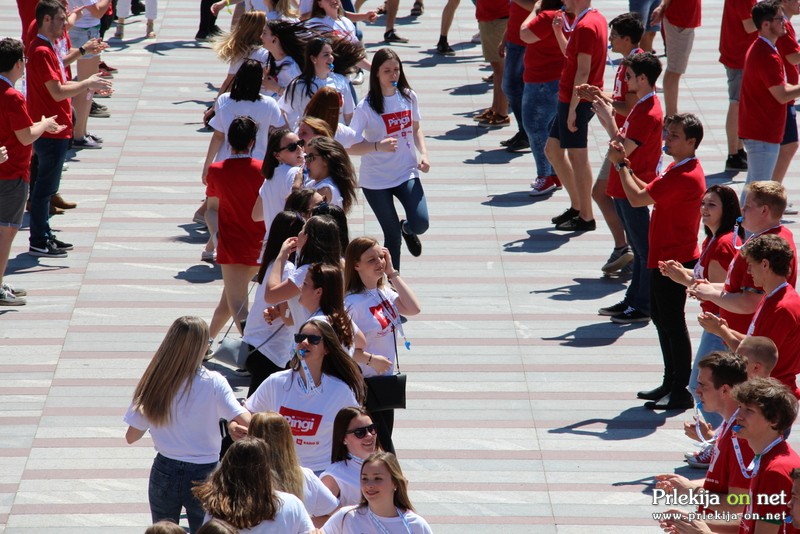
left=473, top=108, right=493, bottom=122
left=376, top=2, right=387, bottom=14
left=479, top=113, right=510, bottom=128
left=410, top=1, right=424, bottom=16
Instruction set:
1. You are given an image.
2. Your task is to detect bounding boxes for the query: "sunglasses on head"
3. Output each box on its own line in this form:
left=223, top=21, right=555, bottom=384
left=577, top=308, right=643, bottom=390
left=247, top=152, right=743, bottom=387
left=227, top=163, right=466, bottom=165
left=279, top=139, right=305, bottom=152
left=294, top=333, right=323, bottom=345
left=345, top=423, right=377, bottom=439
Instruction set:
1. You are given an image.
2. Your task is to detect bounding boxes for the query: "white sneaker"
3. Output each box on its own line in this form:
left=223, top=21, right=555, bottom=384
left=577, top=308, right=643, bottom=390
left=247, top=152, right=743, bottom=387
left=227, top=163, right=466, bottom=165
left=785, top=202, right=798, bottom=215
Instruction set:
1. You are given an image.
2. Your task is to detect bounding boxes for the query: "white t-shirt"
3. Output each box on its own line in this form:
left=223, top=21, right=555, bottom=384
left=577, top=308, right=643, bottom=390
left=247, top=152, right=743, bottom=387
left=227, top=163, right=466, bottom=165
left=301, top=466, right=339, bottom=517
left=304, top=176, right=343, bottom=209
left=274, top=56, right=303, bottom=95
left=243, top=262, right=295, bottom=369
left=245, top=369, right=358, bottom=471
left=260, top=164, right=302, bottom=236
left=350, top=90, right=421, bottom=190
left=229, top=47, right=271, bottom=74
left=287, top=263, right=313, bottom=331
left=210, top=93, right=284, bottom=162
left=210, top=491, right=314, bottom=533
left=299, top=0, right=314, bottom=16
left=69, top=0, right=102, bottom=28
left=344, top=288, right=400, bottom=378
left=279, top=73, right=355, bottom=130
left=320, top=458, right=362, bottom=507
left=323, top=506, right=433, bottom=534
left=123, top=368, right=246, bottom=464
left=335, top=123, right=362, bottom=149
left=306, top=16, right=358, bottom=43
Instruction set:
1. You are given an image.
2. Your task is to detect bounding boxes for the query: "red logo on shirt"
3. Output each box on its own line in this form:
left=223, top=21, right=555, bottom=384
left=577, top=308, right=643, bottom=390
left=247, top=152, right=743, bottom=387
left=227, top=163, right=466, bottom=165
left=280, top=406, right=321, bottom=436
left=382, top=110, right=412, bottom=135
left=369, top=303, right=395, bottom=330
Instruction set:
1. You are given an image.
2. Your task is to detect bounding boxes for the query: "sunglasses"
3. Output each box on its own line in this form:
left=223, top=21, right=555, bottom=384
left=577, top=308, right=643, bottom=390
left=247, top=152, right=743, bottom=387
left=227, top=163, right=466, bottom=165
left=279, top=139, right=305, bottom=152
left=345, top=424, right=377, bottom=439
left=305, top=152, right=319, bottom=162
left=294, top=333, right=323, bottom=345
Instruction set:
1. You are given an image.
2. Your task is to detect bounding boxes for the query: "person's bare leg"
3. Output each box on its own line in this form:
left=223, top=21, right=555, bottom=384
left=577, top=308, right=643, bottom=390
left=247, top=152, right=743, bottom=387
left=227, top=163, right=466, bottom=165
left=545, top=137, right=579, bottom=210
left=567, top=148, right=593, bottom=221
left=0, top=226, right=18, bottom=289
left=210, top=287, right=231, bottom=340
left=440, top=0, right=460, bottom=37
left=773, top=142, right=798, bottom=184
left=74, top=55, right=100, bottom=140
left=384, top=0, right=399, bottom=32
left=640, top=31, right=656, bottom=52
left=205, top=196, right=219, bottom=255
left=490, top=60, right=508, bottom=116
left=662, top=70, right=680, bottom=117
left=593, top=178, right=626, bottom=247
left=221, top=264, right=259, bottom=333
left=726, top=101, right=741, bottom=156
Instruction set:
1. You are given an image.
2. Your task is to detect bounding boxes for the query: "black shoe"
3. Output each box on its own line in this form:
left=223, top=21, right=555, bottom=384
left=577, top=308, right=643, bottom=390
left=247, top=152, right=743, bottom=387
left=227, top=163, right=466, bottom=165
left=725, top=153, right=747, bottom=172
left=598, top=301, right=628, bottom=316
left=400, top=220, right=422, bottom=257
left=131, top=0, right=145, bottom=15
left=384, top=29, right=409, bottom=43
left=29, top=241, right=68, bottom=258
left=505, top=132, right=530, bottom=152
left=551, top=207, right=579, bottom=225
left=637, top=385, right=671, bottom=400
left=738, top=148, right=747, bottom=162
left=644, top=391, right=694, bottom=411
left=436, top=42, right=455, bottom=56
left=609, top=306, right=651, bottom=324
left=51, top=237, right=73, bottom=251
left=555, top=216, right=596, bottom=232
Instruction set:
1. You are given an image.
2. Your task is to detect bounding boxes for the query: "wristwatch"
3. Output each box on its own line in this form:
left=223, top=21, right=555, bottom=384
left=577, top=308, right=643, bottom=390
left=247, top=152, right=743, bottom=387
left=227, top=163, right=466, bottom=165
left=615, top=161, right=628, bottom=171
left=79, top=46, right=86, bottom=56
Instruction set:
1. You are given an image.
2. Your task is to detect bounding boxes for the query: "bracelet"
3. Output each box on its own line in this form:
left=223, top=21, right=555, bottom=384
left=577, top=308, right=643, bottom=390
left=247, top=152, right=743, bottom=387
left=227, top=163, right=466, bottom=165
left=374, top=141, right=378, bottom=152
left=386, top=271, right=400, bottom=280
left=367, top=353, right=373, bottom=365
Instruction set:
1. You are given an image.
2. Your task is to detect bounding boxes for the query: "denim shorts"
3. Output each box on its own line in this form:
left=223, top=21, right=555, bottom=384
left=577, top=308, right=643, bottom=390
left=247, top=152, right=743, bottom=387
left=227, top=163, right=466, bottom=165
left=0, top=178, right=28, bottom=228
left=726, top=67, right=743, bottom=102
left=549, top=101, right=595, bottom=149
left=782, top=104, right=798, bottom=145
left=68, top=25, right=101, bottom=59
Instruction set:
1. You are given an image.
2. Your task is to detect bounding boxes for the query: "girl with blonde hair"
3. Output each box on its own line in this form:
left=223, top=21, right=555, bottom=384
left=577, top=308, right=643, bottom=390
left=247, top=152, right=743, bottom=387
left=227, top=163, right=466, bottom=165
left=213, top=10, right=269, bottom=97
left=124, top=316, right=251, bottom=533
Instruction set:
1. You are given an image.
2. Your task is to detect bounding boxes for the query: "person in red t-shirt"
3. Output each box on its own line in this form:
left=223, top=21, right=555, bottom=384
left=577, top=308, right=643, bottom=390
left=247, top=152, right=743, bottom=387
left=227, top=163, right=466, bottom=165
left=473, top=0, right=510, bottom=127
left=544, top=0, right=607, bottom=233
left=608, top=113, right=706, bottom=410
left=739, top=0, right=800, bottom=196
left=497, top=0, right=534, bottom=152
left=773, top=0, right=800, bottom=188
left=591, top=52, right=664, bottom=325
left=0, top=37, right=66, bottom=305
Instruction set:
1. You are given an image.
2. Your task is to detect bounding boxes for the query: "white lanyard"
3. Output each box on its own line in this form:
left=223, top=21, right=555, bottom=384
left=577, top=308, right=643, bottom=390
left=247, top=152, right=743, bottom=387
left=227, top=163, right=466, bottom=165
left=562, top=7, right=592, bottom=32
left=370, top=288, right=410, bottom=351
left=731, top=433, right=783, bottom=479
left=747, top=282, right=788, bottom=335
left=694, top=404, right=734, bottom=446
left=295, top=352, right=321, bottom=395
left=733, top=221, right=780, bottom=250
left=693, top=235, right=718, bottom=279
left=368, top=508, right=413, bottom=534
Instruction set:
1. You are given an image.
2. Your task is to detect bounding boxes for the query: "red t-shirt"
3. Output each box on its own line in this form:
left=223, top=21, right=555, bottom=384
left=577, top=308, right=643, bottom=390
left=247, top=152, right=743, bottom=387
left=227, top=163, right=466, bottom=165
left=665, top=0, right=701, bottom=29
left=25, top=36, right=72, bottom=139
left=607, top=93, right=663, bottom=198
left=721, top=226, right=797, bottom=335
left=205, top=157, right=266, bottom=266
left=777, top=21, right=800, bottom=105
left=506, top=2, right=529, bottom=46
left=611, top=48, right=643, bottom=129
left=17, top=0, right=37, bottom=42
left=739, top=441, right=800, bottom=534
left=644, top=158, right=706, bottom=268
left=702, top=419, right=754, bottom=502
left=749, top=285, right=800, bottom=398
left=0, top=82, right=34, bottom=182
left=522, top=10, right=568, bottom=83
left=719, top=0, right=757, bottom=69
left=476, top=0, right=509, bottom=22
left=558, top=9, right=608, bottom=103
left=696, top=232, right=737, bottom=315
left=739, top=38, right=787, bottom=144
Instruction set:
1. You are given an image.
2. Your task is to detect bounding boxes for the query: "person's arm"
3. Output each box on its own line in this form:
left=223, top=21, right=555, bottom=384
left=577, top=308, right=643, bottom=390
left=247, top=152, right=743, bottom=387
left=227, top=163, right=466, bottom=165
left=742, top=17, right=757, bottom=34
left=14, top=115, right=66, bottom=146
left=606, top=140, right=653, bottom=207
left=567, top=53, right=591, bottom=132
left=519, top=9, right=542, bottom=43
left=62, top=38, right=107, bottom=66
left=383, top=249, right=421, bottom=316
left=201, top=130, right=225, bottom=184
left=658, top=260, right=695, bottom=287
left=347, top=137, right=397, bottom=156
left=352, top=328, right=393, bottom=374
left=412, top=121, right=429, bottom=173
left=688, top=280, right=763, bottom=314
left=227, top=411, right=252, bottom=441
left=697, top=312, right=745, bottom=349
left=650, top=0, right=669, bottom=25
left=347, top=10, right=377, bottom=22
left=264, top=238, right=301, bottom=303
left=83, top=0, right=110, bottom=19
left=612, top=91, right=639, bottom=118
left=320, top=474, right=340, bottom=498
left=768, top=83, right=800, bottom=105
left=125, top=425, right=147, bottom=444
left=553, top=13, right=568, bottom=54
left=211, top=0, right=244, bottom=15
left=252, top=195, right=264, bottom=222
left=44, top=74, right=111, bottom=102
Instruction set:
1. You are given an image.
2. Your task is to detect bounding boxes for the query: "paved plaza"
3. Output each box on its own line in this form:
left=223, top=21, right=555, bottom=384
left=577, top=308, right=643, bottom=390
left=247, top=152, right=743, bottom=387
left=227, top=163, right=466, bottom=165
left=0, top=0, right=798, bottom=531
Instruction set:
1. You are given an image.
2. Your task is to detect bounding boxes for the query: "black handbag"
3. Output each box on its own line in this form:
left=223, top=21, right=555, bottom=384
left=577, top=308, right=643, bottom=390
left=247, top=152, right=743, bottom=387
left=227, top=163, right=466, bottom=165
left=364, top=331, right=407, bottom=412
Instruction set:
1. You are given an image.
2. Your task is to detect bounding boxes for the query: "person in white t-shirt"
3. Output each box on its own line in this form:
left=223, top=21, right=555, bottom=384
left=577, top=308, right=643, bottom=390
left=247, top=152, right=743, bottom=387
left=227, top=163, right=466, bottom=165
left=343, top=237, right=421, bottom=455
left=302, top=87, right=361, bottom=148
left=305, top=0, right=375, bottom=77
left=212, top=11, right=269, bottom=97
left=280, top=38, right=355, bottom=130
left=320, top=407, right=379, bottom=507
left=232, top=319, right=367, bottom=473
left=124, top=316, right=251, bottom=533
left=349, top=48, right=430, bottom=269
left=304, top=137, right=357, bottom=213
left=322, top=452, right=433, bottom=534
left=261, top=20, right=307, bottom=99
left=249, top=411, right=339, bottom=527
left=193, top=437, right=315, bottom=533
left=252, top=129, right=306, bottom=238
left=212, top=0, right=300, bottom=22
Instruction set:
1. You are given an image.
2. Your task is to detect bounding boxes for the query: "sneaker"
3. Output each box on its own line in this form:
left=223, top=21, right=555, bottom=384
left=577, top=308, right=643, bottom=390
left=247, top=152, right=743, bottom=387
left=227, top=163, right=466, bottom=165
left=598, top=301, right=628, bottom=316
left=725, top=153, right=747, bottom=172
left=601, top=246, right=634, bottom=273
left=97, top=69, right=114, bottom=79
left=99, top=61, right=118, bottom=73
left=529, top=175, right=561, bottom=197
left=90, top=103, right=110, bottom=118
left=93, top=101, right=108, bottom=111
left=383, top=30, right=409, bottom=43
left=73, top=136, right=102, bottom=149
left=201, top=250, right=216, bottom=263
left=785, top=202, right=798, bottom=216
left=738, top=147, right=747, bottom=162
left=505, top=133, right=529, bottom=152
left=350, top=69, right=365, bottom=86
left=471, top=32, right=481, bottom=43
left=400, top=219, right=422, bottom=257
left=686, top=444, right=714, bottom=468
left=555, top=216, right=596, bottom=232
left=609, top=306, right=651, bottom=324
left=500, top=132, right=521, bottom=147
left=2, top=282, right=27, bottom=297
left=87, top=132, right=104, bottom=143
left=551, top=207, right=579, bottom=225
left=51, top=237, right=73, bottom=251
left=29, top=241, right=68, bottom=258
left=684, top=443, right=714, bottom=461
left=436, top=42, right=455, bottom=56
left=0, top=287, right=25, bottom=306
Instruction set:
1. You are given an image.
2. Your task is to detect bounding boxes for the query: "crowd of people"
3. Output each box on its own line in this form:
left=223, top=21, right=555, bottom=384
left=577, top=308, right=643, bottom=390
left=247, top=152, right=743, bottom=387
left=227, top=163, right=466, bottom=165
left=6, top=0, right=800, bottom=531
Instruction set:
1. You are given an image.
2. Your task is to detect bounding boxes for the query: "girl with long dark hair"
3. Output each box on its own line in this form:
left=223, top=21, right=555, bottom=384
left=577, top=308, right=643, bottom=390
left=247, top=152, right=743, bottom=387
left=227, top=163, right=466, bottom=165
left=252, top=129, right=306, bottom=238
left=304, top=136, right=357, bottom=213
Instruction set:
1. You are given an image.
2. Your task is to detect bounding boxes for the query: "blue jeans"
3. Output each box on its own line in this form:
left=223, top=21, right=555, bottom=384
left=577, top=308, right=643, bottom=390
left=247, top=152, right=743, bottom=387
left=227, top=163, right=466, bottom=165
left=149, top=454, right=217, bottom=533
left=614, top=199, right=650, bottom=314
left=501, top=42, right=526, bottom=135
left=742, top=139, right=780, bottom=202
left=30, top=137, right=69, bottom=246
left=629, top=0, right=661, bottom=31
left=688, top=329, right=726, bottom=427
left=522, top=80, right=559, bottom=177
left=362, top=178, right=429, bottom=271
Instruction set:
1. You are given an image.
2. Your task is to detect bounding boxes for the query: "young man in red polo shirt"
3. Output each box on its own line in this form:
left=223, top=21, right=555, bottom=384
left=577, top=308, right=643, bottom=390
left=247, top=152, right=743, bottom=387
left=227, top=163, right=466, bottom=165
left=0, top=37, right=65, bottom=304
left=608, top=113, right=706, bottom=410
left=544, top=0, right=607, bottom=233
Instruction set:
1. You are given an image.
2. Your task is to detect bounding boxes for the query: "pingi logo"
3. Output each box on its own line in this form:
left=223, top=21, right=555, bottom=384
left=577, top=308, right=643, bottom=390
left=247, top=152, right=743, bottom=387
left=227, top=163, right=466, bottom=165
left=383, top=110, right=412, bottom=135
left=280, top=407, right=322, bottom=436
